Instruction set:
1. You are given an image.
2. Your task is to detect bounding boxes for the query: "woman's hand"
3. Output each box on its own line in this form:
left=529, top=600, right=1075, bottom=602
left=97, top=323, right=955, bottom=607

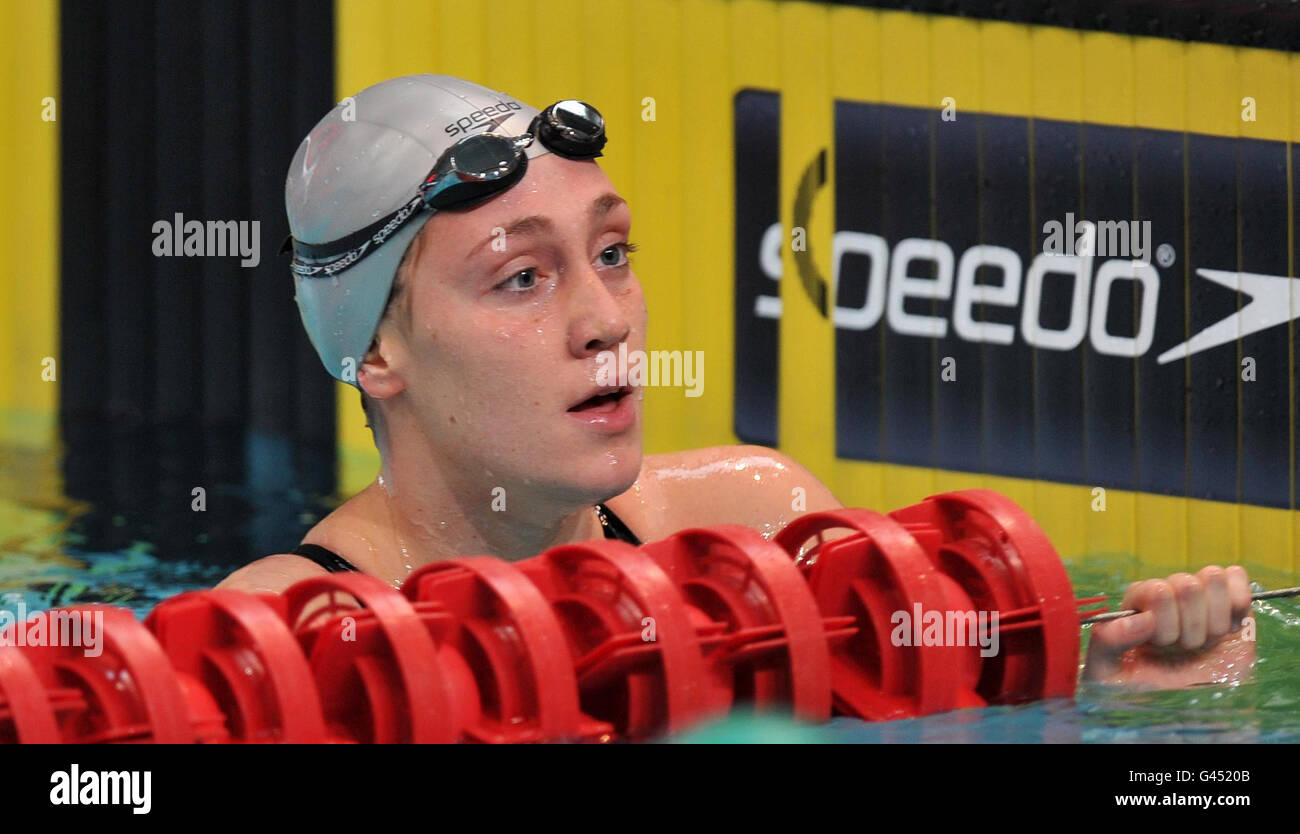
left=1082, top=565, right=1256, bottom=689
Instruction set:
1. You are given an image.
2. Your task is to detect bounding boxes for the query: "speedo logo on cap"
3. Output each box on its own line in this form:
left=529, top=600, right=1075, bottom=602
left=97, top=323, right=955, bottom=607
left=444, top=99, right=523, bottom=138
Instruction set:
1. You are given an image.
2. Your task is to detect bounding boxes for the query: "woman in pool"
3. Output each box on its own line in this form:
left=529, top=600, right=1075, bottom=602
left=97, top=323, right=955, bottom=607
left=220, top=74, right=1255, bottom=690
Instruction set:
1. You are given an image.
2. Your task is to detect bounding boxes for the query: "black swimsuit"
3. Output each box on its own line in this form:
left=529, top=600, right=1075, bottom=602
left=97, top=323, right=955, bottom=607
left=291, top=502, right=642, bottom=573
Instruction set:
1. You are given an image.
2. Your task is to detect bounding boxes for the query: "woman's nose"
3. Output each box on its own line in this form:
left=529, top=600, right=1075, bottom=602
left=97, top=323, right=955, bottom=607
left=568, top=265, right=631, bottom=357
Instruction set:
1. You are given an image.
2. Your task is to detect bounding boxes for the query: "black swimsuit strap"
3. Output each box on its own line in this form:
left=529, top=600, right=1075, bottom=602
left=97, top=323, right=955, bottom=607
left=595, top=502, right=642, bottom=546
left=291, top=543, right=360, bottom=573
left=291, top=503, right=641, bottom=574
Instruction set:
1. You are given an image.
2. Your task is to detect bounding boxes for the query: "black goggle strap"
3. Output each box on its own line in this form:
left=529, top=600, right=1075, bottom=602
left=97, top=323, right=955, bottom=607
left=288, top=192, right=426, bottom=276
left=288, top=150, right=521, bottom=276
left=289, top=130, right=498, bottom=273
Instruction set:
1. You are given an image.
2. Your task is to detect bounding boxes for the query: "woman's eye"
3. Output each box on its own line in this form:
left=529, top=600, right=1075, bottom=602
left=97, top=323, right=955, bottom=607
left=498, top=268, right=538, bottom=292
left=597, top=242, right=637, bottom=268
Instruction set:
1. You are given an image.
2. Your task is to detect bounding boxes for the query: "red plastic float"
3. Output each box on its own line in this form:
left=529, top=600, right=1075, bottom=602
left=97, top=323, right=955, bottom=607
left=282, top=572, right=459, bottom=743
left=641, top=524, right=852, bottom=723
left=512, top=540, right=717, bottom=739
left=888, top=490, right=1081, bottom=702
left=0, top=646, right=65, bottom=743
left=0, top=491, right=1113, bottom=743
left=8, top=606, right=196, bottom=743
left=145, top=589, right=328, bottom=743
left=404, top=556, right=614, bottom=743
left=773, top=508, right=983, bottom=719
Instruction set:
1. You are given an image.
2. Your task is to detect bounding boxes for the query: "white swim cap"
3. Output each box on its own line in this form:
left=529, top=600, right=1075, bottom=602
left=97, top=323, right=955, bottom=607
left=285, top=74, right=548, bottom=386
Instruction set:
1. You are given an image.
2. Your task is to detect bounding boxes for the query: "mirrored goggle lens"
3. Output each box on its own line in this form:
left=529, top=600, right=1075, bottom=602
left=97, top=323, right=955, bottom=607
left=549, top=100, right=603, bottom=140
left=447, top=133, right=521, bottom=181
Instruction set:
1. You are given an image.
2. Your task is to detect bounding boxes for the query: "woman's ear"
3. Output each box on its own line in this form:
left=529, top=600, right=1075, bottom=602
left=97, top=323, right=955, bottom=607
left=357, top=328, right=407, bottom=401
left=362, top=221, right=425, bottom=401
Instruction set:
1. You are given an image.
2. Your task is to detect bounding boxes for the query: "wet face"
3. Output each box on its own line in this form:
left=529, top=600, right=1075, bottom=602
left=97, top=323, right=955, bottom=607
left=367, top=153, right=647, bottom=503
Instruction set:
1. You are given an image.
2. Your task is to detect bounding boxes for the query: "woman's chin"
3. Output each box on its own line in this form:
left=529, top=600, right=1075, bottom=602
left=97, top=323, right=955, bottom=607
left=564, top=450, right=643, bottom=498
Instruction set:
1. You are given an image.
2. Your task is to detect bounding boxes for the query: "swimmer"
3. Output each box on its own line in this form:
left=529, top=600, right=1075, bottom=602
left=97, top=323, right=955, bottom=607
left=219, top=74, right=1255, bottom=691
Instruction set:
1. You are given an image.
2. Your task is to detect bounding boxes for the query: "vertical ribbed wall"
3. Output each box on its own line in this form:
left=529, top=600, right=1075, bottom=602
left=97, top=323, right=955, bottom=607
left=58, top=0, right=335, bottom=561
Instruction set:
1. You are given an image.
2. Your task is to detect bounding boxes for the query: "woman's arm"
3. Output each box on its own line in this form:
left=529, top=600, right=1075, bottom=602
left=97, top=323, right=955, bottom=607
left=643, top=444, right=843, bottom=538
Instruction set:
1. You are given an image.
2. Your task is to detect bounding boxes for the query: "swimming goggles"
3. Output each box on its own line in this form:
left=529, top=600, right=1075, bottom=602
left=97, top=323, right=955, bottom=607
left=286, top=99, right=607, bottom=278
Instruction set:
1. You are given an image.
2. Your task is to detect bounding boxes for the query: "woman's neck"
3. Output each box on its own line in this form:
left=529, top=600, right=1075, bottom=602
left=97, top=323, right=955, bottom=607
left=368, top=423, right=607, bottom=572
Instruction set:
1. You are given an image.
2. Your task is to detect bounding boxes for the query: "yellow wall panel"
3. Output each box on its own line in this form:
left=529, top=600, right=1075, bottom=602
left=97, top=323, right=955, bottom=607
left=391, top=0, right=436, bottom=80
left=1029, top=25, right=1082, bottom=124
left=434, top=0, right=485, bottom=81
left=1081, top=31, right=1134, bottom=127
left=831, top=6, right=881, bottom=104
left=980, top=22, right=1030, bottom=118
left=1133, top=34, right=1186, bottom=134
left=878, top=11, right=932, bottom=110
left=1238, top=46, right=1289, bottom=143
left=479, top=0, right=537, bottom=105
left=629, top=0, right=685, bottom=457
left=1, top=0, right=58, bottom=451
left=930, top=16, right=979, bottom=116
left=778, top=1, right=836, bottom=480
left=680, top=0, right=733, bottom=443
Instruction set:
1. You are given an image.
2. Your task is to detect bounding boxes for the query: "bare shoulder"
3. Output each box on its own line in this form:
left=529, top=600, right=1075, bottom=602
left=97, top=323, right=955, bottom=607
left=607, top=444, right=841, bottom=541
left=215, top=553, right=328, bottom=594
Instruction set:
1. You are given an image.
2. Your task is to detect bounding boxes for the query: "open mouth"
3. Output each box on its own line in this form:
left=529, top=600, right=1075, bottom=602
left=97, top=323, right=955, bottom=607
left=568, top=386, right=633, bottom=413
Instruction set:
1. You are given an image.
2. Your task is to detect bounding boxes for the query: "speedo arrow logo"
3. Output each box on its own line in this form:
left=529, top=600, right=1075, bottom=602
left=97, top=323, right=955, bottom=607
left=1156, top=269, right=1300, bottom=365
left=444, top=99, right=524, bottom=137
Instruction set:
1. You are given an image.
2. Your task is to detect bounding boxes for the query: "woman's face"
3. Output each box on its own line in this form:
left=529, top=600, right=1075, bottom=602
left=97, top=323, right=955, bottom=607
left=375, top=153, right=647, bottom=503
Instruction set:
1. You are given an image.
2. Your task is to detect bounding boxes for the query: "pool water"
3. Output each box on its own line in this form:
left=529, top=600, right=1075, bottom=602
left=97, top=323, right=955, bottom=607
left=3, top=438, right=1299, bottom=743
